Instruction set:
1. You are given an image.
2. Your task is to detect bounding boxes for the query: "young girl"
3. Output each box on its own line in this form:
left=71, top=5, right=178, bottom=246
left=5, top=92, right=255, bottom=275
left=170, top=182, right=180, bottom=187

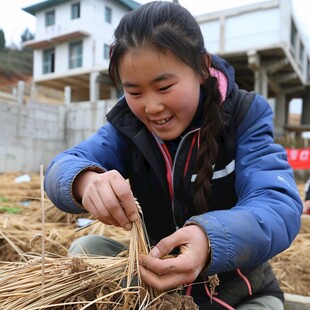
left=44, top=1, right=302, bottom=309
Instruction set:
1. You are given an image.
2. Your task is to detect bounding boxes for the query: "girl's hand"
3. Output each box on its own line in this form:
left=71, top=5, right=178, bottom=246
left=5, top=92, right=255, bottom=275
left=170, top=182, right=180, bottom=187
left=73, top=170, right=139, bottom=230
left=139, top=225, right=210, bottom=291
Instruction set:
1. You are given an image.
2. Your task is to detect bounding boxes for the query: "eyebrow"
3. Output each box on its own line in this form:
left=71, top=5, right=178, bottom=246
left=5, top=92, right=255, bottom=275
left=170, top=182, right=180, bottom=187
left=122, top=73, right=176, bottom=88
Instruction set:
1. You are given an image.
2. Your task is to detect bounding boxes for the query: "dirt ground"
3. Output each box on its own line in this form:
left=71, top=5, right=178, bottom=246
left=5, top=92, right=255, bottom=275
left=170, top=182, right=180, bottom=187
left=0, top=172, right=309, bottom=297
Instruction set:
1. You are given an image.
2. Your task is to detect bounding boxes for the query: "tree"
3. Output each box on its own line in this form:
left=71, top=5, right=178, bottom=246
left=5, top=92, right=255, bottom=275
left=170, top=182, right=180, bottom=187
left=21, top=28, right=34, bottom=43
left=0, top=29, right=6, bottom=49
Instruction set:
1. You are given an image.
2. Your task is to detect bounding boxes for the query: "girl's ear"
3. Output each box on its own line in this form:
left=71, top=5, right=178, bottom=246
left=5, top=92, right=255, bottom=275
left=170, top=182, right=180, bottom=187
left=200, top=53, right=212, bottom=83
left=205, top=53, right=211, bottom=68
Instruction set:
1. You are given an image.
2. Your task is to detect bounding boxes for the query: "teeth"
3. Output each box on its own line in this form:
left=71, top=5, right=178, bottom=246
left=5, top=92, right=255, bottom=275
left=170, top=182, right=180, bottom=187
left=154, top=117, right=171, bottom=125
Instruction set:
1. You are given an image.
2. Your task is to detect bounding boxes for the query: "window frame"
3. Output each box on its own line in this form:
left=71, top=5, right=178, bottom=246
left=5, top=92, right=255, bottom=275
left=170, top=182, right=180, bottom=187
left=43, top=48, right=55, bottom=74
left=105, top=6, right=112, bottom=23
left=103, top=43, right=110, bottom=60
left=69, top=41, right=83, bottom=69
left=290, top=20, right=297, bottom=55
left=71, top=2, right=80, bottom=20
left=45, top=10, right=55, bottom=27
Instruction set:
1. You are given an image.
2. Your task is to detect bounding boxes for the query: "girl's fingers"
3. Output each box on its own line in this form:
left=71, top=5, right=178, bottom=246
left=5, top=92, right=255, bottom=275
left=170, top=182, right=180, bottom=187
left=109, top=172, right=139, bottom=222
left=139, top=253, right=198, bottom=277
left=138, top=225, right=210, bottom=290
left=82, top=193, right=120, bottom=226
left=81, top=170, right=136, bottom=230
left=139, top=262, right=195, bottom=292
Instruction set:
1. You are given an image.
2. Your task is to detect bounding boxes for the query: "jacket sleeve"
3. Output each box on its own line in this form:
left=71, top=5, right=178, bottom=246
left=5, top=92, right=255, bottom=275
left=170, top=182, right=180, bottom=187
left=186, top=94, right=302, bottom=275
left=44, top=123, right=129, bottom=213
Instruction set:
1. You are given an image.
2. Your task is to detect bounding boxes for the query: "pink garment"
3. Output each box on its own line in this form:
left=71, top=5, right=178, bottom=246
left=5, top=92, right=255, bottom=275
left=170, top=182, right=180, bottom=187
left=209, top=67, right=228, bottom=103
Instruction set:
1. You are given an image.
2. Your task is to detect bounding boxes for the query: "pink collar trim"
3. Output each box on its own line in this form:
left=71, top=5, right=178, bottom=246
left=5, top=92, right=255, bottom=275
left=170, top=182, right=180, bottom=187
left=209, top=67, right=228, bottom=103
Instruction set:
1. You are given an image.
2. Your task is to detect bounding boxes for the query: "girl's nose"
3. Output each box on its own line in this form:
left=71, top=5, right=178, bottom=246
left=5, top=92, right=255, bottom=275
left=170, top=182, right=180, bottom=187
left=144, top=96, right=164, bottom=114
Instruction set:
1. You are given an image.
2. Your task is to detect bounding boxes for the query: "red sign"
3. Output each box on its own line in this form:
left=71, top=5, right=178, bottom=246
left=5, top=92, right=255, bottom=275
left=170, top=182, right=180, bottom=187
left=286, top=148, right=310, bottom=169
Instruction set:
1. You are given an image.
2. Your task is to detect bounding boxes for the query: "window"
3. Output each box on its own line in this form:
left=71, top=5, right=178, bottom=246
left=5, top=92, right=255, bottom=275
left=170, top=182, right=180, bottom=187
left=290, top=21, right=297, bottom=54
left=103, top=44, right=110, bottom=60
left=105, top=6, right=112, bottom=23
left=69, top=41, right=83, bottom=69
left=45, top=10, right=55, bottom=27
left=299, top=43, right=304, bottom=64
left=43, top=48, right=55, bottom=74
left=71, top=2, right=80, bottom=19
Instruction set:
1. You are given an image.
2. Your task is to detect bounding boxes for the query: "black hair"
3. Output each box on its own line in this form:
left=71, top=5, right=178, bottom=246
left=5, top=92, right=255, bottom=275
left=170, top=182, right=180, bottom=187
left=109, top=1, right=223, bottom=214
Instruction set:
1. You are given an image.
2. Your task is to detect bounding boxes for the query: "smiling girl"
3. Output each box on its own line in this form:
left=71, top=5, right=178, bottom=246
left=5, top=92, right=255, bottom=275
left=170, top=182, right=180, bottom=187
left=44, top=1, right=302, bottom=309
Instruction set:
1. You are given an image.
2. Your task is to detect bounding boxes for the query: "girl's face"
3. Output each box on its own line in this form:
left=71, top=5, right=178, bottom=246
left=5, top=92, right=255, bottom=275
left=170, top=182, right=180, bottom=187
left=119, top=48, right=203, bottom=140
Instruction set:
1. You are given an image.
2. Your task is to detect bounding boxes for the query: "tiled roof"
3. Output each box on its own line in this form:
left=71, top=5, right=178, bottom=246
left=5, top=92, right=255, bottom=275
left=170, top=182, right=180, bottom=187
left=23, top=0, right=140, bottom=15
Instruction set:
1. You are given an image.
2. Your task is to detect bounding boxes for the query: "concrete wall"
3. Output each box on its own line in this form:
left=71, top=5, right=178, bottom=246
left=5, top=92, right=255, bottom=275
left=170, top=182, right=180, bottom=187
left=65, top=99, right=116, bottom=147
left=0, top=98, right=116, bottom=173
left=1, top=96, right=309, bottom=182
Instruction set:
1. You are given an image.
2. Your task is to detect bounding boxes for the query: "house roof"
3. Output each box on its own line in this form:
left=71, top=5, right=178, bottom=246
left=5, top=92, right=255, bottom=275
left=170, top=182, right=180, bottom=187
left=24, top=30, right=89, bottom=49
left=23, top=0, right=140, bottom=15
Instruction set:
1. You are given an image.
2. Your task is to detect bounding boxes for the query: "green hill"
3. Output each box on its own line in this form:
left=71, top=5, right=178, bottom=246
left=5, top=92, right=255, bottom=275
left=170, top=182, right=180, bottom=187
left=0, top=48, right=33, bottom=77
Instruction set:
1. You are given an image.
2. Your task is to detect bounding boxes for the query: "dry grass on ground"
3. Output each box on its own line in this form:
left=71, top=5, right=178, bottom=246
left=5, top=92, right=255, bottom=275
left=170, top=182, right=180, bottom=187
left=0, top=172, right=309, bottom=300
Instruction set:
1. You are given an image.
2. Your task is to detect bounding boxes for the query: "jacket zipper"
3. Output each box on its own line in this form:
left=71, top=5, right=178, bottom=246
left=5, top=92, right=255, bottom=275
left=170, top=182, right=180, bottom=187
left=153, top=128, right=200, bottom=230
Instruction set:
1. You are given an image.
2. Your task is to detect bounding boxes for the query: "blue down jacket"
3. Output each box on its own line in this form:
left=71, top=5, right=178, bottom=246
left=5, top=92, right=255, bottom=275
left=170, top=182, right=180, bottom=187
left=44, top=56, right=302, bottom=281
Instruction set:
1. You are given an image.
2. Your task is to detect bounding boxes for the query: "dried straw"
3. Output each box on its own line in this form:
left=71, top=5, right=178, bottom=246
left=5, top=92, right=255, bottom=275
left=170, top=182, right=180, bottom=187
left=270, top=233, right=310, bottom=297
left=0, top=173, right=197, bottom=309
left=0, top=208, right=197, bottom=309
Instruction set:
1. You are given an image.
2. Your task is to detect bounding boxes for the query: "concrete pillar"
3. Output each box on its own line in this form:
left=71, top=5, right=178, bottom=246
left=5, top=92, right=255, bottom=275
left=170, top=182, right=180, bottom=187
left=254, top=68, right=268, bottom=98
left=110, top=87, right=118, bottom=99
left=247, top=50, right=268, bottom=98
left=90, top=71, right=100, bottom=102
left=301, top=91, right=310, bottom=125
left=30, top=82, right=37, bottom=101
left=64, top=86, right=71, bottom=106
left=17, top=80, right=25, bottom=105
left=274, top=92, right=287, bottom=137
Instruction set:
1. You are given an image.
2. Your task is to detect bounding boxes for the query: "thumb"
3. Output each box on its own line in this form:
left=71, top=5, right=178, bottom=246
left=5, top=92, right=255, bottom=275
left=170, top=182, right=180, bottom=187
left=149, top=230, right=183, bottom=258
left=149, top=246, right=161, bottom=258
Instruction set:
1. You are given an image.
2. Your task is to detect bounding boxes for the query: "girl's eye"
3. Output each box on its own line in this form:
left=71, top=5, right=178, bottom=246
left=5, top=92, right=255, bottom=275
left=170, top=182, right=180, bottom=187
left=129, top=92, right=141, bottom=96
left=159, top=84, right=173, bottom=91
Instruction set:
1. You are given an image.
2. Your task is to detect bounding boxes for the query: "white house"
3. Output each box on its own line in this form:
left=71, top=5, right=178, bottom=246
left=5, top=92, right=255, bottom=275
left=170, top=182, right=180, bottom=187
left=196, top=0, right=310, bottom=136
left=23, top=0, right=140, bottom=102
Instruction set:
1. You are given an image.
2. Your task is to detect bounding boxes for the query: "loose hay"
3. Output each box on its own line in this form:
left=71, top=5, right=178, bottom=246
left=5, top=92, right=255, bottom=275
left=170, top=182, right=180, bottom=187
left=0, top=208, right=198, bottom=309
left=270, top=233, right=310, bottom=297
left=0, top=173, right=309, bottom=303
left=0, top=170, right=198, bottom=309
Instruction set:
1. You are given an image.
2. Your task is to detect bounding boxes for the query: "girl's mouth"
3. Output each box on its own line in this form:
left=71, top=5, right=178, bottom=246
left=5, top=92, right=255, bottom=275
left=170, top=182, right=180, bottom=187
left=153, top=117, right=173, bottom=125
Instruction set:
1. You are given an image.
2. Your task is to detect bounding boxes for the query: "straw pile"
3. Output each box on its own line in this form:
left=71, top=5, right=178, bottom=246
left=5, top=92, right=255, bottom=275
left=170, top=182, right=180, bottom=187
left=0, top=219, right=198, bottom=309
left=0, top=171, right=198, bottom=309
left=0, top=172, right=309, bottom=302
left=270, top=224, right=310, bottom=297
left=0, top=173, right=131, bottom=262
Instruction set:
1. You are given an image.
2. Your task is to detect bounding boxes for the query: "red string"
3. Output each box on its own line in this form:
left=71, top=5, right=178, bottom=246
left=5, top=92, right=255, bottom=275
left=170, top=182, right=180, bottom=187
left=185, top=284, right=192, bottom=296
left=160, top=143, right=173, bottom=200
left=204, top=282, right=236, bottom=310
left=183, top=132, right=198, bottom=177
left=237, top=268, right=253, bottom=295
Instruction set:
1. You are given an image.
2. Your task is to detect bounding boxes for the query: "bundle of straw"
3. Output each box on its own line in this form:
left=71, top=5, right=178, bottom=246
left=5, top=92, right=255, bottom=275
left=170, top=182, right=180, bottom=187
left=0, top=201, right=198, bottom=309
left=0, top=167, right=198, bottom=308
